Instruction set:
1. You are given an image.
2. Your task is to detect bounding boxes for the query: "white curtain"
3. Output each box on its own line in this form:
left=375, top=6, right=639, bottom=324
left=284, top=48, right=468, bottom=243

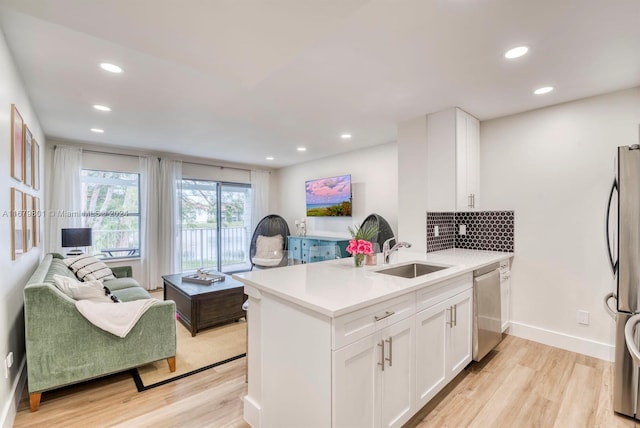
left=251, top=170, right=270, bottom=230
left=139, top=156, right=161, bottom=290
left=159, top=159, right=182, bottom=277
left=46, top=146, right=83, bottom=254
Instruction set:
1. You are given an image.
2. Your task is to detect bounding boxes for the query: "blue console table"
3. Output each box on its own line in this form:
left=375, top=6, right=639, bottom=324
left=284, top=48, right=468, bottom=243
left=287, top=235, right=350, bottom=263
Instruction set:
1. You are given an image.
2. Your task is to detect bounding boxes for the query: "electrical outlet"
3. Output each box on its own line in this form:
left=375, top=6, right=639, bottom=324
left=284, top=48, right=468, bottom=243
left=578, top=310, right=590, bottom=325
left=459, top=224, right=466, bottom=235
left=434, top=225, right=439, bottom=237
left=4, top=352, right=12, bottom=379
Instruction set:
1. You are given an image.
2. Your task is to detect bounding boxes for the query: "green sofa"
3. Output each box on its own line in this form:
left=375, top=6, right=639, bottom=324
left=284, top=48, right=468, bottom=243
left=24, top=253, right=177, bottom=411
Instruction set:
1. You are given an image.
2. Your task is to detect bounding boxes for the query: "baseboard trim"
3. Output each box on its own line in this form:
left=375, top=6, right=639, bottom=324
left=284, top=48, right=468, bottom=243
left=1, top=356, right=26, bottom=428
left=508, top=321, right=615, bottom=362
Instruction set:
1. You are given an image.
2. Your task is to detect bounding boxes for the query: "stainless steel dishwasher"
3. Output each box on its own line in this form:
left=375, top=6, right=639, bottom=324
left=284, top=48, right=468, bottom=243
left=472, top=262, right=503, bottom=361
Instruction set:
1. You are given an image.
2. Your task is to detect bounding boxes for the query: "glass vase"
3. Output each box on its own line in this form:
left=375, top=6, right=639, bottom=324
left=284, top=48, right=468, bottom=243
left=354, top=254, right=365, bottom=268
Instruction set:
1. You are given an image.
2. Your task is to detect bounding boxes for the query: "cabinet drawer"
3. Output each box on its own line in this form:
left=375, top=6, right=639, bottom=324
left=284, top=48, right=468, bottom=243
left=416, top=273, right=472, bottom=312
left=332, top=293, right=415, bottom=350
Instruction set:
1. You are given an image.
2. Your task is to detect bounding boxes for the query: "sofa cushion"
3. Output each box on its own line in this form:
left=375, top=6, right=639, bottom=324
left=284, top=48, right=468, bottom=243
left=43, top=259, right=78, bottom=285
left=112, top=287, right=152, bottom=302
left=103, top=277, right=140, bottom=291
left=52, top=274, right=112, bottom=303
left=63, top=255, right=116, bottom=282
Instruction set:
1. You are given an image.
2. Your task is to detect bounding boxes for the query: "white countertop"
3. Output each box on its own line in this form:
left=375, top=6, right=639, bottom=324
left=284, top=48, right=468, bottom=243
left=233, top=248, right=513, bottom=318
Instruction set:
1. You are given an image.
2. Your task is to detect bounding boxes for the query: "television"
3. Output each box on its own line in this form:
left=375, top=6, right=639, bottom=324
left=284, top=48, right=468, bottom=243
left=305, top=174, right=352, bottom=217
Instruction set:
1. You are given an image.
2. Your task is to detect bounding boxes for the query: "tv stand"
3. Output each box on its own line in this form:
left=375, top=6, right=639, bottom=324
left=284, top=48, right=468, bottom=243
left=287, top=235, right=350, bottom=263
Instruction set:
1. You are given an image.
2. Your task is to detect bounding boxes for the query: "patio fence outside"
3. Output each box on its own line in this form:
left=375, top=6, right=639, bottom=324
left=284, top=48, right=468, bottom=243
left=92, top=227, right=251, bottom=271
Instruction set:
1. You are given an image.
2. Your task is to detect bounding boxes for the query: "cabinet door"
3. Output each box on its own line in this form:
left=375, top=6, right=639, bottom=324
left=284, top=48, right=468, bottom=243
left=380, top=317, right=415, bottom=428
left=456, top=109, right=469, bottom=210
left=288, top=237, right=302, bottom=261
left=333, top=334, right=379, bottom=428
left=447, top=289, right=473, bottom=379
left=501, top=272, right=510, bottom=332
left=466, top=114, right=480, bottom=208
left=455, top=108, right=480, bottom=210
left=415, top=300, right=448, bottom=409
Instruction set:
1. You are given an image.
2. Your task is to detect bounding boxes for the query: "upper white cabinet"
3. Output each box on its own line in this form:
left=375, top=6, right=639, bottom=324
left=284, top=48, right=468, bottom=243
left=426, top=107, right=480, bottom=211
left=455, top=108, right=480, bottom=210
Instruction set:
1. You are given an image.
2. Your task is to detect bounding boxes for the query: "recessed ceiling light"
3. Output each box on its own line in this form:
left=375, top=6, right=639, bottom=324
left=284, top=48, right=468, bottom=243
left=90, top=128, right=104, bottom=133
left=534, top=86, right=554, bottom=95
left=265, top=156, right=274, bottom=161
left=504, top=46, right=529, bottom=59
left=340, top=133, right=352, bottom=140
left=93, top=104, right=111, bottom=111
left=99, top=62, right=123, bottom=73
left=297, top=147, right=307, bottom=152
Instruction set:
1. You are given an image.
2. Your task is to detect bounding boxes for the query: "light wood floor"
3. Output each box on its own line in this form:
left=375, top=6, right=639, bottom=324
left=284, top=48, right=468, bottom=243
left=13, top=335, right=638, bottom=428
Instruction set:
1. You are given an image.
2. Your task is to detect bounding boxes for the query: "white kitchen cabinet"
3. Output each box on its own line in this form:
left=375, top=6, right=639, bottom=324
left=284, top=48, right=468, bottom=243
left=500, top=259, right=511, bottom=332
left=333, top=316, right=415, bottom=428
left=415, top=288, right=472, bottom=409
left=447, top=289, right=473, bottom=376
left=455, top=108, right=480, bottom=210
left=426, top=107, right=480, bottom=211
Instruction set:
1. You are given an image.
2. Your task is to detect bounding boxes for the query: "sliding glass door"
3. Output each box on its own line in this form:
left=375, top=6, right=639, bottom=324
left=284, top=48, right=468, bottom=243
left=180, top=179, right=251, bottom=273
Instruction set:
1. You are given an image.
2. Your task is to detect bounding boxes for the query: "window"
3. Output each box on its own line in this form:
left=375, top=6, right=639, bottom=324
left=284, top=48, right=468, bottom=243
left=80, top=169, right=140, bottom=258
left=181, top=179, right=252, bottom=272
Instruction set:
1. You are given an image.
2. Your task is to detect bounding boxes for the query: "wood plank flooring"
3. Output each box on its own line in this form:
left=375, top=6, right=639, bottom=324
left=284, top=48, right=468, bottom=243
left=13, top=335, right=638, bottom=427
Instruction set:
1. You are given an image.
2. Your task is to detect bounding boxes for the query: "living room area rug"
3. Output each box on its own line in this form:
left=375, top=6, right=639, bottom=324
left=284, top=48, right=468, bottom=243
left=131, top=318, right=247, bottom=391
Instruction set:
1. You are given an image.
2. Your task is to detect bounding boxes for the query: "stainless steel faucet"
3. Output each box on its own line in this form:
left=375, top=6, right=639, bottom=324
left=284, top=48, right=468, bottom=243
left=382, top=237, right=412, bottom=264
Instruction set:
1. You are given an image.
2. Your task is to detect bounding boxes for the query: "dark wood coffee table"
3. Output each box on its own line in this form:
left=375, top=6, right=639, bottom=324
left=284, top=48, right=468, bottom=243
left=163, top=272, right=246, bottom=337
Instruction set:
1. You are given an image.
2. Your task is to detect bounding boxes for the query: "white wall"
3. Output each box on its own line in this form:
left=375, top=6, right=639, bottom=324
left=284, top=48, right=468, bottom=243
left=0, top=28, right=45, bottom=428
left=481, top=87, right=640, bottom=360
left=397, top=116, right=428, bottom=251
left=272, top=142, right=398, bottom=239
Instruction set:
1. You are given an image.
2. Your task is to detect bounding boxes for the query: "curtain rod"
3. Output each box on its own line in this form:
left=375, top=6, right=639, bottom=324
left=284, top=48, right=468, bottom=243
left=55, top=145, right=268, bottom=173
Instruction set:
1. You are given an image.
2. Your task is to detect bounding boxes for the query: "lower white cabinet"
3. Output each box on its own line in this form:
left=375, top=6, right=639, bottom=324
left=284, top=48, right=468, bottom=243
left=333, top=316, right=415, bottom=428
left=500, top=260, right=511, bottom=332
left=415, top=288, right=472, bottom=408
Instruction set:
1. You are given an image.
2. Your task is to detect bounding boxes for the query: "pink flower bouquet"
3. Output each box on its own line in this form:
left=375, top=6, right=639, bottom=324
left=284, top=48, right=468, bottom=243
left=346, top=239, right=373, bottom=267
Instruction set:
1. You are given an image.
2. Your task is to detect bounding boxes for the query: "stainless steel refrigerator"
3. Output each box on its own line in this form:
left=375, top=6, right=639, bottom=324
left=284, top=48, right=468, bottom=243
left=605, top=144, right=640, bottom=419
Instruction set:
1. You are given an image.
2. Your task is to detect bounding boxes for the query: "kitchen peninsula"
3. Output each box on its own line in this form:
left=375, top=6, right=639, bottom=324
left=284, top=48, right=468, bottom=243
left=233, top=248, right=513, bottom=428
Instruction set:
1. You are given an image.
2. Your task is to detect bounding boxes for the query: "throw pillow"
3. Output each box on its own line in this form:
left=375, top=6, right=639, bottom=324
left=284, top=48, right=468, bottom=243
left=52, top=274, right=112, bottom=303
left=63, top=254, right=116, bottom=282
left=255, top=234, right=284, bottom=259
left=254, top=234, right=284, bottom=267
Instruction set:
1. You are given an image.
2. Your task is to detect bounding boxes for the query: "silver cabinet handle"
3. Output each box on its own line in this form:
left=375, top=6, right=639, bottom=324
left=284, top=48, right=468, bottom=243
left=374, top=311, right=395, bottom=322
left=604, top=292, right=617, bottom=321
left=468, top=194, right=473, bottom=208
left=446, top=307, right=453, bottom=328
left=625, top=314, right=640, bottom=365
left=378, top=340, right=385, bottom=371
left=471, top=193, right=475, bottom=208
left=453, top=304, right=457, bottom=327
left=385, top=337, right=393, bottom=367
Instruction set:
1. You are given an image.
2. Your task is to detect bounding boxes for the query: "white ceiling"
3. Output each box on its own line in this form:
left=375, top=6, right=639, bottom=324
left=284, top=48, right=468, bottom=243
left=0, top=0, right=638, bottom=168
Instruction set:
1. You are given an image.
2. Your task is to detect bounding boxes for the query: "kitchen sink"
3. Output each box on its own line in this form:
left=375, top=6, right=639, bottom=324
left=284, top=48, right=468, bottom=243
left=375, top=262, right=447, bottom=279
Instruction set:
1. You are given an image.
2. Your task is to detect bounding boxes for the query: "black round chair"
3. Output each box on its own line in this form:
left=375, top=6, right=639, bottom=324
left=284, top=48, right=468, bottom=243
left=249, top=214, right=290, bottom=270
left=360, top=214, right=395, bottom=252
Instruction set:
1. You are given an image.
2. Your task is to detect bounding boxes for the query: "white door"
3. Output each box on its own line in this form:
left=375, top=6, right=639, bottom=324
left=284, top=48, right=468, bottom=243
left=466, top=114, right=480, bottom=208
left=333, top=334, right=379, bottom=428
left=379, top=317, right=415, bottom=428
left=455, top=109, right=469, bottom=210
left=447, top=289, right=473, bottom=378
left=415, top=300, right=448, bottom=408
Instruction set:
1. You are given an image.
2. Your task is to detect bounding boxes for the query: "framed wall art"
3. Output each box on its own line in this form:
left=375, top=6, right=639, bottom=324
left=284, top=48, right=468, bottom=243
left=11, top=105, right=23, bottom=182
left=24, top=192, right=33, bottom=251
left=33, top=140, right=40, bottom=190
left=11, top=188, right=24, bottom=260
left=33, top=196, right=40, bottom=247
left=24, top=125, right=33, bottom=187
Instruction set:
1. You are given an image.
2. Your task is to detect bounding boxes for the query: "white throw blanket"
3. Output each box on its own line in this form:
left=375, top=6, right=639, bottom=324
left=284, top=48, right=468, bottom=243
left=75, top=298, right=158, bottom=338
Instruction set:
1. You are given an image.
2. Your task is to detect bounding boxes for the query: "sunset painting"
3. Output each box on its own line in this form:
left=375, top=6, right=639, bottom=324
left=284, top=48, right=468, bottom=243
left=305, top=175, right=352, bottom=217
